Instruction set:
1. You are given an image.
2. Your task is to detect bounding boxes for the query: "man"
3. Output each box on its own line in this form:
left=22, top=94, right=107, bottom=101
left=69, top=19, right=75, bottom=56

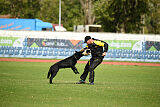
left=76, top=36, right=108, bottom=85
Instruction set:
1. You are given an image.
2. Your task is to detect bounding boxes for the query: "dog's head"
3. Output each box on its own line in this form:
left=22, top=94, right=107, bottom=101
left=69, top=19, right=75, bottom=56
left=74, top=51, right=84, bottom=59
left=74, top=49, right=91, bottom=60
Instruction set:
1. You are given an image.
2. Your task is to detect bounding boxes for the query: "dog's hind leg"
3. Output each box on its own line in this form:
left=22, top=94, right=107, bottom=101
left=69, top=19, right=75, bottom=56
left=47, top=65, right=54, bottom=78
left=49, top=65, right=59, bottom=84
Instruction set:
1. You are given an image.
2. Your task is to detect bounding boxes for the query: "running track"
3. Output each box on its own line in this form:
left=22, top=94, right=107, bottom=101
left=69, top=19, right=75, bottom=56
left=0, top=58, right=160, bottom=67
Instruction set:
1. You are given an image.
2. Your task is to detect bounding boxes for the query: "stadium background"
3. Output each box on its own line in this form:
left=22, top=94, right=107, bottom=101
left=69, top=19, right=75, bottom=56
left=0, top=30, right=160, bottom=62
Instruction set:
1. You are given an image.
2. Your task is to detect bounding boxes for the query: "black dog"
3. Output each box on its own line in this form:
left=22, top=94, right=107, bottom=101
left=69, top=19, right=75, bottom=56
left=47, top=51, right=88, bottom=84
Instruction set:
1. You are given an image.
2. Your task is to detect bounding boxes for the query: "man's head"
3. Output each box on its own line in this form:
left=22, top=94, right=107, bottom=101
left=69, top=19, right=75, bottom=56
left=84, top=36, right=93, bottom=44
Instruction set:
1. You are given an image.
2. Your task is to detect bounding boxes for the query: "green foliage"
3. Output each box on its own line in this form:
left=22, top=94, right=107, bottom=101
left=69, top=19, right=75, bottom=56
left=0, top=0, right=159, bottom=33
left=0, top=0, right=40, bottom=18
left=94, top=0, right=150, bottom=33
left=146, top=0, right=160, bottom=34
left=0, top=61, right=160, bottom=107
left=94, top=0, right=115, bottom=32
left=37, top=0, right=59, bottom=24
left=36, top=0, right=84, bottom=31
left=61, top=0, right=84, bottom=31
left=0, top=0, right=9, bottom=14
left=37, top=0, right=84, bottom=31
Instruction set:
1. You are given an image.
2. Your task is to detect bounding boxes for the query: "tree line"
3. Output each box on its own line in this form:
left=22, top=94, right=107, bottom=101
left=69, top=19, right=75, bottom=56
left=0, top=0, right=160, bottom=34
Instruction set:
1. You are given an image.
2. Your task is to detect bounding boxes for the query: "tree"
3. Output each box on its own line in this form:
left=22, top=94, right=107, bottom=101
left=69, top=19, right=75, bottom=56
left=37, top=0, right=59, bottom=24
left=62, top=0, right=84, bottom=30
left=0, top=0, right=40, bottom=18
left=79, top=0, right=95, bottom=25
left=146, top=0, right=160, bottom=34
left=94, top=0, right=150, bottom=33
left=37, top=0, right=84, bottom=31
left=0, top=0, right=10, bottom=15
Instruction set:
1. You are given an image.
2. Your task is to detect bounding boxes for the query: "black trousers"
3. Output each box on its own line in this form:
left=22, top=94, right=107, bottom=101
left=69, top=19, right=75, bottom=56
left=80, top=57, right=103, bottom=83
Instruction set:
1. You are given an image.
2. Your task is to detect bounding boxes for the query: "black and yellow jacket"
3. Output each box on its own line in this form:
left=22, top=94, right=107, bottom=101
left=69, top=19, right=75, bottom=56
left=84, top=38, right=108, bottom=57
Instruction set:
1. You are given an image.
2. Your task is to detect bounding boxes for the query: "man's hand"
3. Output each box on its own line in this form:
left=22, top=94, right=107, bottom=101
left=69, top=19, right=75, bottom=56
left=102, top=52, right=106, bottom=56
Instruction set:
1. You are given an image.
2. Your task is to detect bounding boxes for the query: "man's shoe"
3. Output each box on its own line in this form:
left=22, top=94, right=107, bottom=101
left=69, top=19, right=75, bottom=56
left=89, top=82, right=94, bottom=85
left=76, top=80, right=85, bottom=84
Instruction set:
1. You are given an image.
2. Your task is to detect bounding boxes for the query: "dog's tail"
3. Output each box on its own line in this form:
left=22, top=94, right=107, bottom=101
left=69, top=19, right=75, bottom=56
left=47, top=67, right=52, bottom=79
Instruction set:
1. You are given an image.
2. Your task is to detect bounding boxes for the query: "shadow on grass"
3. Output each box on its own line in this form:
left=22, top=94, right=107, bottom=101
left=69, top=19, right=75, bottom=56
left=47, top=81, right=106, bottom=86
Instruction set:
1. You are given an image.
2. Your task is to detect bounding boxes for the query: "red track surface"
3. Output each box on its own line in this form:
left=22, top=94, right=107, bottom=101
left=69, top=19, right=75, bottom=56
left=0, top=58, right=160, bottom=66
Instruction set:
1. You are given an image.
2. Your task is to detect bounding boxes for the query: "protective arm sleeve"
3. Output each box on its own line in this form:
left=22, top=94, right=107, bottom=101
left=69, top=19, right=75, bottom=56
left=104, top=42, right=108, bottom=52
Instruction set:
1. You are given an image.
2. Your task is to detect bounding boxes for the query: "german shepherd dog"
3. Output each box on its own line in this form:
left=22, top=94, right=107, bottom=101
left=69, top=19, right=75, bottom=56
left=47, top=50, right=90, bottom=84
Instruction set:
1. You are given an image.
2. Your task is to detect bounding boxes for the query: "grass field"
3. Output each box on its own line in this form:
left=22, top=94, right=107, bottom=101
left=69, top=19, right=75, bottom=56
left=0, top=61, right=160, bottom=107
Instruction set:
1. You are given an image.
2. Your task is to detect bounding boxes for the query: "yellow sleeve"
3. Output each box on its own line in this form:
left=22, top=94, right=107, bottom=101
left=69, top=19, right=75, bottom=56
left=94, top=41, right=104, bottom=47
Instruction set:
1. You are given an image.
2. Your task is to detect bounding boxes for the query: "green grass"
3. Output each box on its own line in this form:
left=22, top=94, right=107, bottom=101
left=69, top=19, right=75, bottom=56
left=0, top=61, right=160, bottom=107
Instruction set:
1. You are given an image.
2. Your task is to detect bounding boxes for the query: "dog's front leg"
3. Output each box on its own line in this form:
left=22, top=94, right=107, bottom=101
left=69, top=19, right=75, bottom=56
left=71, top=66, right=79, bottom=74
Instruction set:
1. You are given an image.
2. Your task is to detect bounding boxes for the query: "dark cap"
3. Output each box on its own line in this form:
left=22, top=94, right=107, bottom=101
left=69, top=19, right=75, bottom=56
left=84, top=36, right=91, bottom=43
